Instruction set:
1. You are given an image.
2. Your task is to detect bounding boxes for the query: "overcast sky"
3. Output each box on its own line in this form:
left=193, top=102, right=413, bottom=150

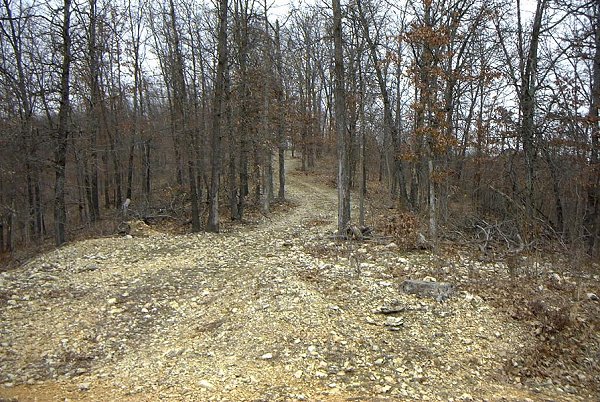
left=267, top=0, right=539, bottom=21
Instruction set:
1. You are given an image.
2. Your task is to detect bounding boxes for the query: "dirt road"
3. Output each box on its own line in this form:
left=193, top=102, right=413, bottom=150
left=0, top=158, right=590, bottom=401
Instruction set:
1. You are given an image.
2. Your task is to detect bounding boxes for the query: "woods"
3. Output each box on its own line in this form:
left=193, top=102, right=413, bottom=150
left=0, top=0, right=598, bottom=259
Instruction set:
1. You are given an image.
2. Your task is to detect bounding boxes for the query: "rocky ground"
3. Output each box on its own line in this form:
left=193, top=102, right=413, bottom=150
left=1, top=158, right=599, bottom=401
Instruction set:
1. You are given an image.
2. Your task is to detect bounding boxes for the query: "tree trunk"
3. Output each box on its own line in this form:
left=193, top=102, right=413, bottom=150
left=356, top=0, right=408, bottom=206
left=229, top=138, right=239, bottom=220
left=260, top=0, right=272, bottom=214
left=427, top=146, right=437, bottom=246
left=588, top=1, right=600, bottom=256
left=84, top=158, right=94, bottom=220
left=88, top=0, right=101, bottom=220
left=542, top=147, right=564, bottom=234
left=189, top=161, right=201, bottom=232
left=8, top=204, right=15, bottom=251
left=520, top=0, right=547, bottom=224
left=358, top=62, right=367, bottom=228
left=103, top=153, right=110, bottom=207
left=75, top=147, right=87, bottom=223
left=34, top=169, right=43, bottom=236
left=107, top=131, right=123, bottom=208
left=90, top=130, right=100, bottom=220
left=267, top=151, right=274, bottom=201
left=276, top=19, right=285, bottom=201
left=0, top=220, right=4, bottom=253
left=359, top=108, right=366, bottom=228
left=126, top=135, right=135, bottom=200
left=225, top=59, right=237, bottom=221
left=233, top=0, right=250, bottom=219
left=54, top=0, right=72, bottom=246
left=144, top=140, right=151, bottom=202
left=207, top=0, right=228, bottom=232
left=238, top=137, right=248, bottom=219
left=127, top=0, right=145, bottom=203
left=278, top=144, right=285, bottom=200
left=333, top=0, right=351, bottom=233
left=26, top=163, right=35, bottom=240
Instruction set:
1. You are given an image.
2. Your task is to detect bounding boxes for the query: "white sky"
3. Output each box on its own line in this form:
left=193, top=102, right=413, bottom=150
left=268, top=0, right=297, bottom=20
left=267, top=0, right=537, bottom=18
left=267, top=0, right=539, bottom=21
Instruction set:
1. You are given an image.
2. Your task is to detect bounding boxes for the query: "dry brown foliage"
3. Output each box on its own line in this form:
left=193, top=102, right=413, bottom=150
left=376, top=211, right=423, bottom=251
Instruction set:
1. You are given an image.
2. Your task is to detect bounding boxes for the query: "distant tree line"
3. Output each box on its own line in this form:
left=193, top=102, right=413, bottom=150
left=0, top=0, right=598, bottom=259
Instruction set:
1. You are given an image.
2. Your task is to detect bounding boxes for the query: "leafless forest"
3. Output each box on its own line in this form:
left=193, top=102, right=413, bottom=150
left=0, top=0, right=598, bottom=260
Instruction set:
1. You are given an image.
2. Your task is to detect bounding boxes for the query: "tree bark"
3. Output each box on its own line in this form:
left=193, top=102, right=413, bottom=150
left=233, top=0, right=250, bottom=220
left=189, top=161, right=201, bottom=232
left=520, top=0, right=547, bottom=223
left=333, top=0, right=351, bottom=233
left=74, top=143, right=87, bottom=223
left=102, top=153, right=110, bottom=207
left=88, top=0, right=101, bottom=220
left=54, top=0, right=72, bottom=246
left=0, top=220, right=4, bottom=253
left=8, top=204, right=15, bottom=251
left=275, top=20, right=286, bottom=200
left=588, top=1, right=600, bottom=256
left=260, top=0, right=272, bottom=214
left=144, top=141, right=151, bottom=201
left=126, top=0, right=145, bottom=202
left=358, top=62, right=366, bottom=228
left=207, top=0, right=229, bottom=232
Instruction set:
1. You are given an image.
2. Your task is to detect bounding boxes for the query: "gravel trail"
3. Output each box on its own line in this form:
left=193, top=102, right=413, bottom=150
left=0, top=158, right=588, bottom=401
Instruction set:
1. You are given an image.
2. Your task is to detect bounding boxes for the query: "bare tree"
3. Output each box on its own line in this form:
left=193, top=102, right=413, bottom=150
left=54, top=0, right=73, bottom=246
left=0, top=0, right=44, bottom=240
left=230, top=0, right=252, bottom=221
left=260, top=0, right=272, bottom=214
left=207, top=0, right=229, bottom=232
left=587, top=0, right=600, bottom=256
left=274, top=19, right=286, bottom=201
left=333, top=0, right=350, bottom=233
left=356, top=0, right=409, bottom=206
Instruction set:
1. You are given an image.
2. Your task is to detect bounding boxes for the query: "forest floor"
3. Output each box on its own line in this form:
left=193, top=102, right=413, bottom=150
left=1, top=157, right=599, bottom=402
